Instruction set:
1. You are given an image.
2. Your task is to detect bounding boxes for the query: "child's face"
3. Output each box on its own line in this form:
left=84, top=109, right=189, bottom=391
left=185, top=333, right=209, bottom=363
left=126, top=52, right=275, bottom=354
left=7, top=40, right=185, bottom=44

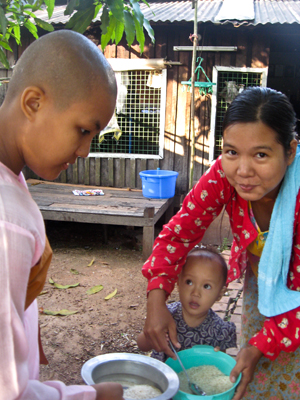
left=178, top=255, right=226, bottom=327
left=22, top=88, right=116, bottom=181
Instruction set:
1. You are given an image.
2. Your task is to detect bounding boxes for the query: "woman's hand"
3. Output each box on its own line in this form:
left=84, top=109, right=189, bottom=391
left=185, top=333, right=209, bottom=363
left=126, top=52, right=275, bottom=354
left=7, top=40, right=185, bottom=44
left=143, top=289, right=179, bottom=359
left=230, top=344, right=263, bottom=400
left=92, top=382, right=124, bottom=400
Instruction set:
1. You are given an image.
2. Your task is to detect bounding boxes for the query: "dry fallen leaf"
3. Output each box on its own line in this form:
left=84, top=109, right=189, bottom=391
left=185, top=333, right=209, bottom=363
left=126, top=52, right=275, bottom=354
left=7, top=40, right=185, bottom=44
left=86, top=284, right=104, bottom=295
left=70, top=268, right=79, bottom=275
left=87, top=258, right=95, bottom=267
left=53, top=282, right=80, bottom=289
left=105, top=288, right=118, bottom=300
left=49, top=278, right=80, bottom=289
left=43, top=309, right=78, bottom=316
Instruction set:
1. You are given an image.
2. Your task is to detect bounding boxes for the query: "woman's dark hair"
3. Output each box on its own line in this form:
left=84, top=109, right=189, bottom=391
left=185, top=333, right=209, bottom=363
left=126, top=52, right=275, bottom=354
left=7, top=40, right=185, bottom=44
left=222, top=86, right=297, bottom=155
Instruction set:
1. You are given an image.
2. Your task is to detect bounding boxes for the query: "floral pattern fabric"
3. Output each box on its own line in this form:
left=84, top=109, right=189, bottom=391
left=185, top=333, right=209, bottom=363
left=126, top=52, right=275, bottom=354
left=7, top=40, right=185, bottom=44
left=242, top=267, right=300, bottom=399
left=142, top=156, right=300, bottom=360
left=151, top=302, right=237, bottom=362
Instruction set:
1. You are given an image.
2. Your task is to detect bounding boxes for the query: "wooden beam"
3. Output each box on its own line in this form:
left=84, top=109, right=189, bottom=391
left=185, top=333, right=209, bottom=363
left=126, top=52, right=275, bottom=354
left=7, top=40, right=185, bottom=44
left=173, top=46, right=238, bottom=52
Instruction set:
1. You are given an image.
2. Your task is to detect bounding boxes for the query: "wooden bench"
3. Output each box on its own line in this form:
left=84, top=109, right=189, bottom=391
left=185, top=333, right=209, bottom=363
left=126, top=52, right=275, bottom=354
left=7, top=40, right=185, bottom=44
left=27, top=179, right=174, bottom=259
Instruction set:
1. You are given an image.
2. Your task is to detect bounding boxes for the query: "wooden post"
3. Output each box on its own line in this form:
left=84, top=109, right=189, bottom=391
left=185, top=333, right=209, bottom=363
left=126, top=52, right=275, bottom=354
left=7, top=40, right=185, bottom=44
left=143, top=206, right=155, bottom=260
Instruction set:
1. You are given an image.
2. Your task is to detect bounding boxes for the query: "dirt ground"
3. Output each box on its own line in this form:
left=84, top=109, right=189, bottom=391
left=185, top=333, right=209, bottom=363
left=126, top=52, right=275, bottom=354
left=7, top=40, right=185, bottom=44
left=39, top=220, right=181, bottom=385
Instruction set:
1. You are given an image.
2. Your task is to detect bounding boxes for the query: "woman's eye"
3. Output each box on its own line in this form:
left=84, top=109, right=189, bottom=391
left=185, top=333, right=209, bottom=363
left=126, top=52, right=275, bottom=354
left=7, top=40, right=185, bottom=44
left=204, top=284, right=212, bottom=290
left=81, top=128, right=91, bottom=135
left=186, top=279, right=193, bottom=286
left=257, top=152, right=267, bottom=158
left=227, top=150, right=237, bottom=156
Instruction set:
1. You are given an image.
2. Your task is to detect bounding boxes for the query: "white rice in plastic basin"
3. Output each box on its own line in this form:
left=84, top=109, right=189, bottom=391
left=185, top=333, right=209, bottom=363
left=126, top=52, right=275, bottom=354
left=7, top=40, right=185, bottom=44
left=123, top=384, right=162, bottom=399
left=178, top=365, right=233, bottom=395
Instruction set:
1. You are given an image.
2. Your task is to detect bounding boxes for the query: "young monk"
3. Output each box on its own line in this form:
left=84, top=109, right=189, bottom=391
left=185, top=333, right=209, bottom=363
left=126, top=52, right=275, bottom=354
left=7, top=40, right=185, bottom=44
left=137, top=248, right=236, bottom=361
left=0, top=30, right=123, bottom=400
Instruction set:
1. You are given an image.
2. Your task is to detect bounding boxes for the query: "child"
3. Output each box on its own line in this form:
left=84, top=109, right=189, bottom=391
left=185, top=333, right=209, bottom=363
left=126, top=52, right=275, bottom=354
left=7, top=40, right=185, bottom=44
left=0, top=30, right=123, bottom=400
left=137, top=248, right=237, bottom=361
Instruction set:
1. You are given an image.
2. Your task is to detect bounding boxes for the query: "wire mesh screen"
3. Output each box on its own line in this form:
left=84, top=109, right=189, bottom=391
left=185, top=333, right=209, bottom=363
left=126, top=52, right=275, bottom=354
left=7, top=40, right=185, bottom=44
left=214, top=71, right=263, bottom=158
left=90, top=70, right=162, bottom=156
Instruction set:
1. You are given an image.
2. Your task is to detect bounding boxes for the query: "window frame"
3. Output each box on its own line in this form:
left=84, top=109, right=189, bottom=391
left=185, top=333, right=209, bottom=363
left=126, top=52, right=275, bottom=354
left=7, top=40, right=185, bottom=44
left=88, top=64, right=167, bottom=159
left=209, top=66, right=268, bottom=163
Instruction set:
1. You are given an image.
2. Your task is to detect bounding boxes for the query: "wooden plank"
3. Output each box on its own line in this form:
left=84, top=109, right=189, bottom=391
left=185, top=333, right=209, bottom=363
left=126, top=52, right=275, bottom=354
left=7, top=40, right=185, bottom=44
left=73, top=159, right=78, bottom=183
left=115, top=158, right=125, bottom=187
left=84, top=158, right=90, bottom=185
left=95, top=158, right=101, bottom=186
left=108, top=158, right=114, bottom=186
left=129, top=158, right=136, bottom=188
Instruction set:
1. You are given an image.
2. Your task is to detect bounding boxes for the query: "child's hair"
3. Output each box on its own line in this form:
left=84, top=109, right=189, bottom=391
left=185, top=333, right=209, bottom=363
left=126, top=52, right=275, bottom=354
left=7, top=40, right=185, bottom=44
left=222, top=86, right=297, bottom=156
left=185, top=247, right=228, bottom=285
left=5, top=30, right=117, bottom=110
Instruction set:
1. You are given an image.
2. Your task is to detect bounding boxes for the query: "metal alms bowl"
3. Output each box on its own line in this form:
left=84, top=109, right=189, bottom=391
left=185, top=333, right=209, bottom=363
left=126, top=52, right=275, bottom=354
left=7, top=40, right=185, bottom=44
left=81, top=353, right=180, bottom=400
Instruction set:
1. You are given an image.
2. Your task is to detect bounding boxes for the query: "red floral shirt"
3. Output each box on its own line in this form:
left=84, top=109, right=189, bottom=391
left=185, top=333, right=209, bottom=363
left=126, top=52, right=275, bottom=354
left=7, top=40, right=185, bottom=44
left=142, top=156, right=300, bottom=360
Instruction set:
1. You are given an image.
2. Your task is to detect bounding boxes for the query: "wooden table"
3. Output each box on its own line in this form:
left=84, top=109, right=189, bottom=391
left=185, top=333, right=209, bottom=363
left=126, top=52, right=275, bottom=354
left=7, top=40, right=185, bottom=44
left=27, top=179, right=174, bottom=259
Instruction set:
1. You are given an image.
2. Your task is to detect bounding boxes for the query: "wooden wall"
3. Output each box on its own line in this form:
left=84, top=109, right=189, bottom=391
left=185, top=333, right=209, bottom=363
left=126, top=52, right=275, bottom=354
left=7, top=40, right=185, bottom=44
left=22, top=22, right=270, bottom=196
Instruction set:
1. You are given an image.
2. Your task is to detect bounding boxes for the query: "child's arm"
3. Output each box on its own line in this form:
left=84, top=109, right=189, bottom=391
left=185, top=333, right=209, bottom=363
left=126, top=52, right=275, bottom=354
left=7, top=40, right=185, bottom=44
left=137, top=331, right=154, bottom=352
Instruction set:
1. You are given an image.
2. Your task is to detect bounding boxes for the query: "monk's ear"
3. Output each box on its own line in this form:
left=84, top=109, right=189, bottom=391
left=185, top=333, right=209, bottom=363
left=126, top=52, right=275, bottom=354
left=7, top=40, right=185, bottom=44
left=287, top=138, right=298, bottom=166
left=20, top=86, right=45, bottom=121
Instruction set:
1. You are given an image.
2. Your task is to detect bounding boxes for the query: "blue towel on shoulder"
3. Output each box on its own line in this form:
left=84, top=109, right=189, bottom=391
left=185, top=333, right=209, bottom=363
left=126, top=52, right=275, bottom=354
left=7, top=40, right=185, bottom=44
left=258, top=145, right=300, bottom=317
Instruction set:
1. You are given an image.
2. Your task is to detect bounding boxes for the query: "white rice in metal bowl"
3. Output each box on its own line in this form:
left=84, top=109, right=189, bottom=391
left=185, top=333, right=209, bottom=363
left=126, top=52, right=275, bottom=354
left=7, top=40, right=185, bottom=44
left=178, top=365, right=233, bottom=395
left=123, top=384, right=162, bottom=399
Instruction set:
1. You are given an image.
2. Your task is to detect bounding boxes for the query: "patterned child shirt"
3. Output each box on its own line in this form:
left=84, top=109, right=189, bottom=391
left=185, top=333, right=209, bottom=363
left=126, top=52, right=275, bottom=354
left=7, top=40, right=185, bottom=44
left=151, top=302, right=237, bottom=362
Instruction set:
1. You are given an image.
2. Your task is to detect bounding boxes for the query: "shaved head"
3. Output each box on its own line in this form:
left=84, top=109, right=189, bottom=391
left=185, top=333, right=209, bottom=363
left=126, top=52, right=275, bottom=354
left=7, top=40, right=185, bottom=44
left=5, top=30, right=117, bottom=109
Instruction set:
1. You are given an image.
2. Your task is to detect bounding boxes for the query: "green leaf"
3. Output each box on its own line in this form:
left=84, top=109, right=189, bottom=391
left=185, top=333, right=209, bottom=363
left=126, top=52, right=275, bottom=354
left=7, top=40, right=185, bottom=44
left=0, top=40, right=12, bottom=51
left=49, top=277, right=54, bottom=284
left=129, top=0, right=144, bottom=26
left=0, top=7, right=7, bottom=35
left=64, top=0, right=77, bottom=16
left=12, top=24, right=21, bottom=45
left=53, top=282, right=80, bottom=289
left=133, top=14, right=144, bottom=53
left=86, top=284, right=104, bottom=295
left=44, top=0, right=55, bottom=19
left=94, top=3, right=102, bottom=19
left=106, top=0, right=124, bottom=23
left=105, top=288, right=117, bottom=300
left=24, top=21, right=38, bottom=39
left=143, top=18, right=154, bottom=43
left=101, top=14, right=117, bottom=50
left=31, top=0, right=44, bottom=13
left=115, top=20, right=124, bottom=45
left=43, top=309, right=78, bottom=316
left=100, top=6, right=109, bottom=35
left=34, top=18, right=54, bottom=32
left=65, top=7, right=95, bottom=34
left=124, top=10, right=135, bottom=47
left=76, top=0, right=94, bottom=11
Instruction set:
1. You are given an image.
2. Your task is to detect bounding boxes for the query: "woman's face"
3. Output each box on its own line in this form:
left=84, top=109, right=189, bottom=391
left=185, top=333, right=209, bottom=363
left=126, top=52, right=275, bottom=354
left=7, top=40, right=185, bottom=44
left=221, top=121, right=297, bottom=202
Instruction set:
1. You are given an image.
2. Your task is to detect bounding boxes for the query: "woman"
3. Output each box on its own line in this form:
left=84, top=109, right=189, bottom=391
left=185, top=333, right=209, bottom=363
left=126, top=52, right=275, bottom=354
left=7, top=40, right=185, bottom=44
left=141, top=87, right=300, bottom=399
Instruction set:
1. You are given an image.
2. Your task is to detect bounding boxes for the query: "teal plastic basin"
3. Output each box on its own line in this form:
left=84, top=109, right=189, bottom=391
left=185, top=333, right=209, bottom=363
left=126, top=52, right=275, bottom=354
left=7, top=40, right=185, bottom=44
left=166, top=345, right=241, bottom=400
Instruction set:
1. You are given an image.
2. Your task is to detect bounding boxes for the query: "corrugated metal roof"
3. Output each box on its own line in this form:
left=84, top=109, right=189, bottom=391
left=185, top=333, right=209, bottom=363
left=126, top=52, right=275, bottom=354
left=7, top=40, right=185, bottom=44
left=33, top=1, right=300, bottom=26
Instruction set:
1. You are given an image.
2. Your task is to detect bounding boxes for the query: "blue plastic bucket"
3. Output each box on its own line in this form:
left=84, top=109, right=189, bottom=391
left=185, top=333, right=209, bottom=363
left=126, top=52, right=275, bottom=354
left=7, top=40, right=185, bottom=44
left=139, top=169, right=179, bottom=199
left=166, top=345, right=241, bottom=400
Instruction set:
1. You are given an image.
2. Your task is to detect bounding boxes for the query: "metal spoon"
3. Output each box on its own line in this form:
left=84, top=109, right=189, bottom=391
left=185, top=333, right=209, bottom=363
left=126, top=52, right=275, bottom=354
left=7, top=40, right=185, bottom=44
left=169, top=341, right=206, bottom=396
